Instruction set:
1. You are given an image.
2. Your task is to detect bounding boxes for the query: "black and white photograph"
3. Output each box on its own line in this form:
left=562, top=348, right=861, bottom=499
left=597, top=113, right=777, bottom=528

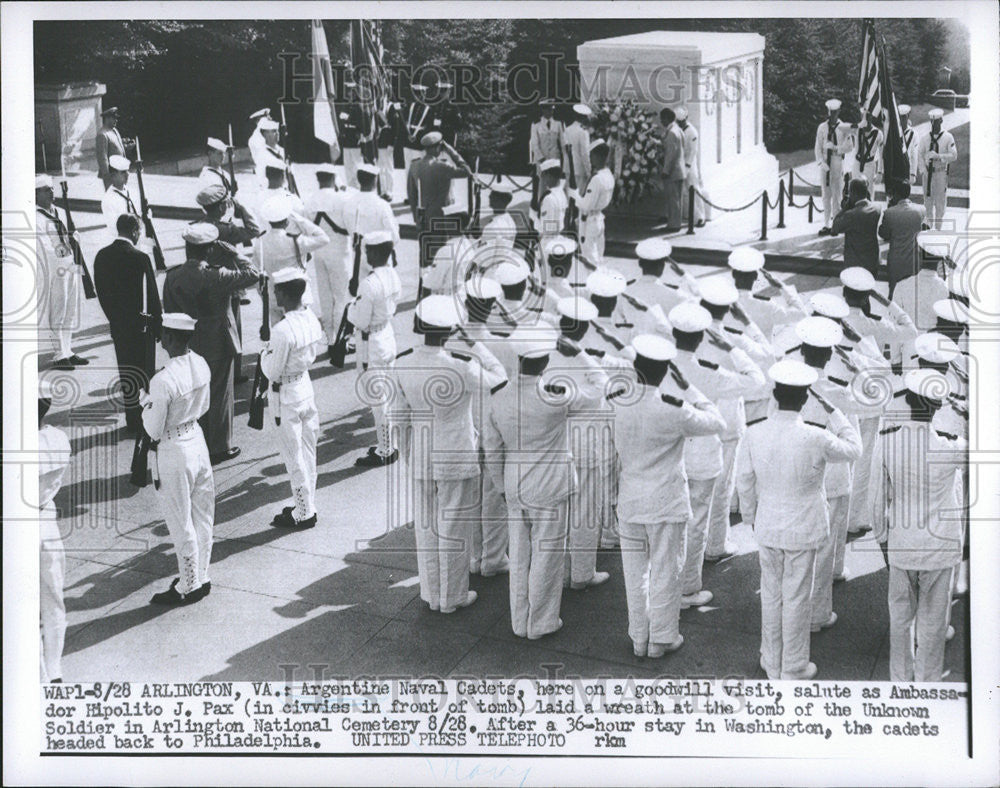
left=4, top=1, right=999, bottom=785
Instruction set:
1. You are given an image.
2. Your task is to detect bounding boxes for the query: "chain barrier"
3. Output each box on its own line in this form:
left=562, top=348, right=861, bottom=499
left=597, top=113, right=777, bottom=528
left=692, top=187, right=767, bottom=213
left=789, top=166, right=821, bottom=189
left=471, top=173, right=534, bottom=194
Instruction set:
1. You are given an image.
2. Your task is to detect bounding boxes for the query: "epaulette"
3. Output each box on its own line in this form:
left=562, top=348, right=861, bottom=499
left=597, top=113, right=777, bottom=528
left=490, top=380, right=509, bottom=395
left=450, top=351, right=472, bottom=362
left=568, top=282, right=585, bottom=288
left=490, top=330, right=511, bottom=338
left=880, top=424, right=902, bottom=435
left=935, top=429, right=959, bottom=441
left=614, top=322, right=634, bottom=329
left=745, top=416, right=768, bottom=427
left=525, top=306, right=544, bottom=313
left=893, top=388, right=907, bottom=398
left=606, top=388, right=628, bottom=401
left=804, top=420, right=827, bottom=429
left=543, top=383, right=567, bottom=395
left=585, top=347, right=606, bottom=358
left=752, top=293, right=772, bottom=301
left=698, top=359, right=719, bottom=370
left=396, top=348, right=414, bottom=359
left=784, top=343, right=802, bottom=355
left=556, top=344, right=575, bottom=357
left=663, top=282, right=680, bottom=290
left=951, top=393, right=967, bottom=401
left=828, top=375, right=848, bottom=387
left=723, top=326, right=743, bottom=335
left=661, top=393, right=683, bottom=407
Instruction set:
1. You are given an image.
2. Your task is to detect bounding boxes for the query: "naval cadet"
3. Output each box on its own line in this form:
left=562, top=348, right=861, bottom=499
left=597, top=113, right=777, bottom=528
left=917, top=108, right=958, bottom=230
left=571, top=139, right=615, bottom=265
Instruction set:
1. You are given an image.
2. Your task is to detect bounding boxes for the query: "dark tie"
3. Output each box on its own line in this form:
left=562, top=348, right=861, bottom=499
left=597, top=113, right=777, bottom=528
left=931, top=133, right=940, bottom=153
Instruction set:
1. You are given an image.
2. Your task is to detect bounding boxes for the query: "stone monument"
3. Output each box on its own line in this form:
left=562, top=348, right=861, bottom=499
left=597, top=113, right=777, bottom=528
left=577, top=31, right=779, bottom=214
left=35, top=82, right=107, bottom=174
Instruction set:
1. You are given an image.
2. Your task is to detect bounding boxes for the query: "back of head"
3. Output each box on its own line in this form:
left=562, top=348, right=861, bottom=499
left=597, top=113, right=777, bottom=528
left=849, top=177, right=870, bottom=201
left=660, top=107, right=676, bottom=126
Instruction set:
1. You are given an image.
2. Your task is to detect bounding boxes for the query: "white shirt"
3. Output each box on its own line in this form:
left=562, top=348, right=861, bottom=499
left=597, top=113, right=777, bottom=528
left=550, top=342, right=613, bottom=469
left=101, top=185, right=141, bottom=243
left=260, top=308, right=323, bottom=403
left=562, top=122, right=591, bottom=187
left=348, top=266, right=401, bottom=332
left=479, top=211, right=517, bottom=251
left=343, top=191, right=400, bottom=246
left=256, top=187, right=304, bottom=219
left=38, top=424, right=72, bottom=517
left=916, top=129, right=958, bottom=178
left=424, top=235, right=480, bottom=294
left=537, top=188, right=568, bottom=242
left=255, top=215, right=329, bottom=275
left=305, top=187, right=357, bottom=252
left=530, top=117, right=564, bottom=165
left=814, top=119, right=854, bottom=169
left=577, top=167, right=614, bottom=219
left=36, top=205, right=75, bottom=262
left=142, top=351, right=212, bottom=441
left=736, top=284, right=808, bottom=342
left=891, top=269, right=949, bottom=332
left=680, top=122, right=700, bottom=172
left=620, top=276, right=687, bottom=340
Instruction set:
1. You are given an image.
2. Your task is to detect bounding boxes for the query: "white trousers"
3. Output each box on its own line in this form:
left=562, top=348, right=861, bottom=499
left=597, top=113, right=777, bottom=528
left=926, top=172, right=948, bottom=229
left=472, top=456, right=508, bottom=573
left=358, top=326, right=396, bottom=456
left=342, top=148, right=363, bottom=190
left=682, top=165, right=711, bottom=223
left=403, top=147, right=422, bottom=171
left=707, top=438, right=739, bottom=557
left=889, top=565, right=952, bottom=681
left=155, top=431, right=215, bottom=594
left=273, top=395, right=319, bottom=520
left=414, top=477, right=477, bottom=610
left=39, top=254, right=80, bottom=360
left=619, top=519, right=686, bottom=650
left=682, top=477, right=717, bottom=594
left=821, top=158, right=846, bottom=226
left=312, top=243, right=351, bottom=344
left=40, top=516, right=66, bottom=682
left=758, top=545, right=816, bottom=679
left=508, top=501, right=568, bottom=638
left=849, top=416, right=881, bottom=532
left=580, top=214, right=605, bottom=266
left=377, top=147, right=395, bottom=200
left=811, top=494, right=850, bottom=626
left=565, top=463, right=604, bottom=585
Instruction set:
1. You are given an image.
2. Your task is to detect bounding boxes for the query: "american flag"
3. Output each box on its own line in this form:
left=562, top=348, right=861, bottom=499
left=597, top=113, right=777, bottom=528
left=857, top=19, right=909, bottom=185
left=311, top=20, right=340, bottom=154
left=350, top=19, right=391, bottom=161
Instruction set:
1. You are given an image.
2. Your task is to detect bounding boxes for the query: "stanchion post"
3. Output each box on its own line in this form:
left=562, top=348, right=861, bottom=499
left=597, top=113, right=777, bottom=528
left=807, top=195, right=814, bottom=224
left=788, top=169, right=794, bottom=204
left=760, top=191, right=768, bottom=241
left=687, top=186, right=696, bottom=235
left=777, top=181, right=786, bottom=229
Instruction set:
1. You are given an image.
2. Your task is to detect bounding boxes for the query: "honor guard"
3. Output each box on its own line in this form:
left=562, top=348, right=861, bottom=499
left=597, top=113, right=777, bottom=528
left=892, top=231, right=952, bottom=330
left=536, top=160, right=568, bottom=257
left=402, top=83, right=434, bottom=170
left=585, top=266, right=632, bottom=337
left=563, top=104, right=593, bottom=191
left=142, top=313, right=216, bottom=606
left=423, top=205, right=477, bottom=295
left=486, top=260, right=553, bottom=376
left=897, top=105, right=919, bottom=184
left=676, top=106, right=711, bottom=226
left=38, top=379, right=72, bottom=682
left=252, top=117, right=286, bottom=180
left=727, top=247, right=808, bottom=340
left=529, top=99, right=564, bottom=208
left=910, top=332, right=967, bottom=441
left=815, top=99, right=855, bottom=235
left=851, top=113, right=884, bottom=184
left=339, top=82, right=365, bottom=189
left=162, top=223, right=260, bottom=463
left=871, top=369, right=965, bottom=681
left=407, top=131, right=473, bottom=268
left=737, top=360, right=862, bottom=679
left=247, top=108, right=273, bottom=174
left=391, top=295, right=508, bottom=612
left=36, top=174, right=87, bottom=370
left=199, top=137, right=236, bottom=196
left=261, top=268, right=324, bottom=529
left=349, top=231, right=403, bottom=467
left=346, top=162, right=401, bottom=270
left=479, top=182, right=518, bottom=252
left=917, top=108, right=958, bottom=229
left=259, top=160, right=305, bottom=217
left=571, top=139, right=615, bottom=264
left=95, top=106, right=128, bottom=189
left=377, top=102, right=401, bottom=200
left=609, top=333, right=726, bottom=657
left=100, top=155, right=143, bottom=247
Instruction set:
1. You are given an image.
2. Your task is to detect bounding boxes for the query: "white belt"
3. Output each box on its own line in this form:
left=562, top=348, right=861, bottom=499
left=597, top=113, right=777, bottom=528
left=279, top=371, right=306, bottom=385
left=161, top=420, right=197, bottom=441
left=361, top=321, right=389, bottom=338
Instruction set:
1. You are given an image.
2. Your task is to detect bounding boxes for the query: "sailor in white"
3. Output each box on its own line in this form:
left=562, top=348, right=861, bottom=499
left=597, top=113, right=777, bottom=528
left=349, top=232, right=403, bottom=467
left=479, top=182, right=518, bottom=252
left=727, top=246, right=808, bottom=341
left=571, top=139, right=615, bottom=265
left=563, top=104, right=593, bottom=190
left=344, top=163, right=401, bottom=270
left=424, top=204, right=480, bottom=295
left=872, top=369, right=965, bottom=681
left=916, top=108, right=958, bottom=230
left=485, top=257, right=555, bottom=376
left=100, top=154, right=146, bottom=247
left=897, top=104, right=919, bottom=184
left=142, top=313, right=216, bottom=606
left=261, top=268, right=324, bottom=529
left=251, top=118, right=288, bottom=181
left=609, top=333, right=726, bottom=656
left=815, top=99, right=855, bottom=235
left=536, top=159, right=569, bottom=258
left=892, top=231, right=954, bottom=332
left=38, top=379, right=72, bottom=682
left=198, top=137, right=236, bottom=198
left=391, top=295, right=508, bottom=612
left=620, top=238, right=699, bottom=339
left=257, top=158, right=306, bottom=217
left=246, top=108, right=272, bottom=175
left=676, top=106, right=711, bottom=226
left=737, top=359, right=862, bottom=680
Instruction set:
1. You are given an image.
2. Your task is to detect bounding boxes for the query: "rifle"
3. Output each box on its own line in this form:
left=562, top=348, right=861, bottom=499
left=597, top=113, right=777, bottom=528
left=58, top=181, right=96, bottom=299
left=825, top=120, right=835, bottom=189
left=133, top=138, right=166, bottom=271
left=279, top=104, right=300, bottom=197
left=129, top=264, right=158, bottom=488
left=331, top=224, right=363, bottom=367
left=226, top=123, right=239, bottom=196
left=563, top=143, right=580, bottom=235
left=248, top=276, right=270, bottom=430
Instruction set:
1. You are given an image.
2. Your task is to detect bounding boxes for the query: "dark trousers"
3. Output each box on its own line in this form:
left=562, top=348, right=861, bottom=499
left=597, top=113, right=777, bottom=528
left=199, top=355, right=234, bottom=454
left=110, top=324, right=153, bottom=430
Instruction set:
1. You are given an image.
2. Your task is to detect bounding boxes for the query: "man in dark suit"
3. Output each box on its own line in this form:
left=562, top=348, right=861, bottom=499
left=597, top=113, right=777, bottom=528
left=93, top=213, right=161, bottom=433
left=830, top=177, right=882, bottom=276
left=879, top=181, right=926, bottom=298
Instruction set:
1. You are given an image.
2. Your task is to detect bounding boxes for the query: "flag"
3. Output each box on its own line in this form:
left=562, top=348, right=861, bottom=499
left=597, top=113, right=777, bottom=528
left=877, top=35, right=910, bottom=188
left=350, top=19, right=391, bottom=161
left=856, top=20, right=882, bottom=168
left=311, top=19, right=340, bottom=154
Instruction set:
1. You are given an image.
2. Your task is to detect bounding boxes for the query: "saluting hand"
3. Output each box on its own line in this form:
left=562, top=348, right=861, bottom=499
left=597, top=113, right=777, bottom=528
left=667, top=361, right=690, bottom=391
left=706, top=328, right=733, bottom=352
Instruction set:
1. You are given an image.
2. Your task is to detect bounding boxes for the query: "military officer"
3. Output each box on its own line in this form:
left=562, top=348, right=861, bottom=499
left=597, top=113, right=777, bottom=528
left=402, top=83, right=434, bottom=170
left=246, top=108, right=273, bottom=173
left=348, top=231, right=402, bottom=467
left=260, top=268, right=324, bottom=529
left=529, top=99, right=564, bottom=208
left=608, top=333, right=726, bottom=656
left=871, top=369, right=964, bottom=681
left=38, top=379, right=72, bottom=681
left=815, top=99, right=855, bottom=235
left=36, top=174, right=86, bottom=370
left=563, top=104, right=592, bottom=193
left=95, top=106, right=128, bottom=189
left=676, top=106, right=711, bottom=226
left=917, top=108, right=958, bottom=229
left=162, top=223, right=260, bottom=463
left=536, top=161, right=569, bottom=259
left=660, top=107, right=687, bottom=232
left=346, top=163, right=401, bottom=269
left=727, top=247, right=809, bottom=341
left=571, top=139, right=615, bottom=265
left=737, top=359, right=862, bottom=680
left=392, top=295, right=508, bottom=611
left=100, top=155, right=144, bottom=247
left=898, top=104, right=919, bottom=184
left=377, top=102, right=401, bottom=200
left=143, top=312, right=216, bottom=606
left=407, top=131, right=473, bottom=269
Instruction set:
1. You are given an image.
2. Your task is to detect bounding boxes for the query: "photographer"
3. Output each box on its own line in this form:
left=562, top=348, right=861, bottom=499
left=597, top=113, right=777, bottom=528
left=830, top=176, right=881, bottom=277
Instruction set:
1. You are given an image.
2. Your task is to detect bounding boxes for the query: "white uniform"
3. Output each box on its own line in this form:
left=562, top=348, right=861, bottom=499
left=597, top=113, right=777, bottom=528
left=247, top=121, right=268, bottom=174
left=348, top=266, right=402, bottom=458
left=142, top=351, right=215, bottom=596
left=39, top=424, right=71, bottom=681
left=255, top=215, right=329, bottom=324
left=530, top=117, right=564, bottom=171
left=35, top=205, right=81, bottom=362
left=343, top=191, right=401, bottom=270
left=901, top=124, right=919, bottom=184
left=254, top=142, right=288, bottom=179
left=851, top=125, right=884, bottom=184
left=737, top=408, right=862, bottom=678
left=891, top=269, right=949, bottom=332
left=562, top=122, right=591, bottom=189
left=484, top=371, right=576, bottom=638
left=735, top=282, right=808, bottom=343
left=537, top=188, right=568, bottom=258
left=100, top=184, right=143, bottom=246
left=479, top=211, right=517, bottom=252
left=917, top=129, right=957, bottom=229
left=815, top=119, right=855, bottom=227
left=680, top=122, right=711, bottom=223
left=424, top=235, right=480, bottom=295
left=305, top=187, right=356, bottom=344
left=260, top=308, right=323, bottom=520
left=577, top=167, right=614, bottom=264
left=257, top=187, right=305, bottom=219
left=392, top=343, right=507, bottom=608
left=871, top=421, right=965, bottom=681
left=610, top=379, right=726, bottom=652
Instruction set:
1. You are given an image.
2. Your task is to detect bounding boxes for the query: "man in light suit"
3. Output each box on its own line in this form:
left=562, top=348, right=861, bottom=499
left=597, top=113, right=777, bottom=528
left=660, top=107, right=686, bottom=233
left=95, top=106, right=128, bottom=190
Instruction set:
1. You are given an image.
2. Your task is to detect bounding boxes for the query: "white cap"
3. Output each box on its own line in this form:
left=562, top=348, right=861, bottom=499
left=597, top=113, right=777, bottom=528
left=668, top=302, right=712, bottom=332
left=933, top=298, right=969, bottom=324
left=420, top=131, right=443, bottom=146
left=364, top=230, right=395, bottom=247
left=465, top=276, right=502, bottom=301
left=698, top=277, right=739, bottom=307
left=416, top=295, right=462, bottom=328
left=588, top=137, right=608, bottom=152
left=632, top=334, right=676, bottom=362
left=825, top=99, right=842, bottom=111
left=728, top=246, right=766, bottom=272
left=928, top=108, right=944, bottom=120
left=916, top=230, right=954, bottom=258
left=259, top=118, right=280, bottom=132
left=769, top=359, right=819, bottom=387
left=357, top=162, right=379, bottom=176
left=108, top=154, right=131, bottom=171
left=840, top=266, right=876, bottom=292
left=586, top=268, right=627, bottom=298
left=539, top=158, right=561, bottom=173
left=271, top=267, right=307, bottom=285
left=946, top=270, right=969, bottom=299
left=544, top=235, right=577, bottom=258
left=635, top=238, right=673, bottom=261
left=250, top=108, right=270, bottom=120
left=181, top=222, right=220, bottom=245
left=495, top=261, right=530, bottom=286
left=903, top=368, right=950, bottom=400
left=35, top=174, right=53, bottom=190
left=161, top=312, right=198, bottom=331
left=795, top=316, right=843, bottom=348
left=491, top=182, right=515, bottom=195
left=674, top=106, right=689, bottom=121
left=316, top=163, right=338, bottom=176
left=557, top=295, right=598, bottom=322
left=512, top=326, right=558, bottom=358
left=914, top=332, right=960, bottom=364
left=261, top=195, right=293, bottom=223
left=207, top=137, right=228, bottom=152
left=810, top=292, right=850, bottom=319
left=573, top=103, right=592, bottom=116
left=897, top=104, right=911, bottom=115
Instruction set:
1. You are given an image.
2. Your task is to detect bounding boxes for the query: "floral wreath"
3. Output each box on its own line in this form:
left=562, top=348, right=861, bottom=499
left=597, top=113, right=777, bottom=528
left=590, top=99, right=662, bottom=205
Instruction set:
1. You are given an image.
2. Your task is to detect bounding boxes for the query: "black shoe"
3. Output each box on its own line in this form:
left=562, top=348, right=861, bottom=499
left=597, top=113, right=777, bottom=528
left=695, top=219, right=706, bottom=228
left=234, top=374, right=250, bottom=385
left=240, top=298, right=251, bottom=305
left=354, top=447, right=399, bottom=468
left=51, top=358, right=76, bottom=371
left=327, top=344, right=336, bottom=358
left=150, top=578, right=201, bottom=606
left=210, top=447, right=241, bottom=464
left=818, top=226, right=832, bottom=236
left=69, top=355, right=90, bottom=366
left=190, top=581, right=212, bottom=600
left=271, top=509, right=317, bottom=529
